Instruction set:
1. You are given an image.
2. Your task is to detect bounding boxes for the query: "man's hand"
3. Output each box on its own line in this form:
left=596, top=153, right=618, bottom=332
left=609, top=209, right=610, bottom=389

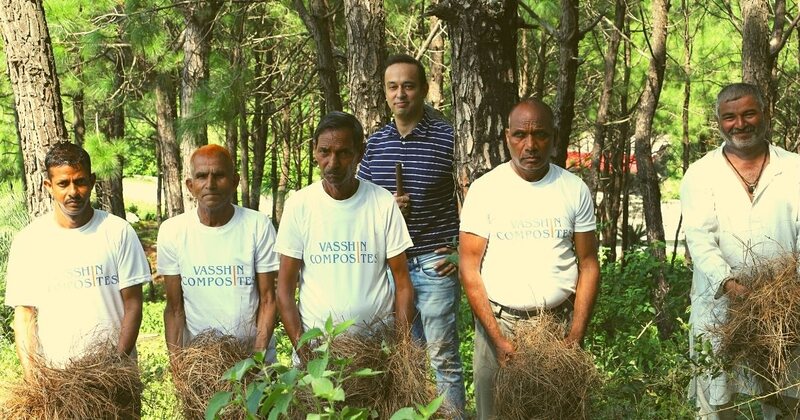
left=723, top=278, right=749, bottom=299
left=494, top=336, right=516, bottom=367
left=394, top=193, right=411, bottom=217
left=433, top=246, right=457, bottom=276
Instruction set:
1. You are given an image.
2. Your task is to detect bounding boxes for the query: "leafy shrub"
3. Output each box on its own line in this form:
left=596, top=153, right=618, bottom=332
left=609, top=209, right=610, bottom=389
left=587, top=248, right=694, bottom=418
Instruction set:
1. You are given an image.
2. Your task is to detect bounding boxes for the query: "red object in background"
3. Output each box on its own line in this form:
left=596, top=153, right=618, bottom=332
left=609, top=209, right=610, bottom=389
left=566, top=151, right=638, bottom=173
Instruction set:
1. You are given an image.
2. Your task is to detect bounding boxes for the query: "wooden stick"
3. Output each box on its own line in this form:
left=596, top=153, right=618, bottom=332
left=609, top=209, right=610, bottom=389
left=395, top=162, right=404, bottom=196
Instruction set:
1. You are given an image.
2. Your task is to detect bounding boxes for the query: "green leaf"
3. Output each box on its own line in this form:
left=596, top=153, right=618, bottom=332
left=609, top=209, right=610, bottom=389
left=307, top=356, right=329, bottom=378
left=331, top=386, right=345, bottom=402
left=325, top=316, right=334, bottom=334
left=298, top=327, right=324, bottom=349
left=352, top=368, right=382, bottom=377
left=245, top=381, right=267, bottom=415
left=419, top=395, right=444, bottom=416
left=204, top=391, right=232, bottom=420
left=310, top=377, right=335, bottom=397
left=223, top=357, right=256, bottom=381
left=252, top=350, right=265, bottom=364
left=389, top=407, right=415, bottom=420
left=332, top=319, right=356, bottom=336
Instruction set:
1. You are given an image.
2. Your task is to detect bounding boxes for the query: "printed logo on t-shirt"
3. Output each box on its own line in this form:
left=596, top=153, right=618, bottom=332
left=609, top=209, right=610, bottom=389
left=308, top=241, right=379, bottom=264
left=495, top=217, right=573, bottom=240
left=182, top=265, right=254, bottom=287
left=49, top=264, right=119, bottom=292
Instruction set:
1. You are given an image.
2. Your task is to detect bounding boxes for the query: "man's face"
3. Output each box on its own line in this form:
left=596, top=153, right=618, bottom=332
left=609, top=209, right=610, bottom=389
left=186, top=152, right=239, bottom=212
left=718, top=94, right=767, bottom=150
left=384, top=63, right=428, bottom=120
left=505, top=103, right=555, bottom=182
left=44, top=164, right=96, bottom=218
left=314, top=128, right=361, bottom=189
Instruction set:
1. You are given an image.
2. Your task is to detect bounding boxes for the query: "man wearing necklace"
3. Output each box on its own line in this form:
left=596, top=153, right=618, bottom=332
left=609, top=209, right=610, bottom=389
left=276, top=111, right=415, bottom=363
left=681, top=83, right=800, bottom=419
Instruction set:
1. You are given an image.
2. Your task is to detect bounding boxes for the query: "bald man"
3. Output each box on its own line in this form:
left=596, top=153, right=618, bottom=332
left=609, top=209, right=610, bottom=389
left=159, top=145, right=279, bottom=362
left=458, top=98, right=600, bottom=419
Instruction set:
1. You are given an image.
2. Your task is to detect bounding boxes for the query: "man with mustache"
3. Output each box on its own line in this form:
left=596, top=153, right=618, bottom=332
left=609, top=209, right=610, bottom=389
left=6, top=142, right=150, bottom=377
left=276, top=111, right=414, bottom=362
left=357, top=53, right=465, bottom=414
left=159, top=144, right=279, bottom=361
left=459, top=98, right=600, bottom=419
left=682, top=83, right=800, bottom=419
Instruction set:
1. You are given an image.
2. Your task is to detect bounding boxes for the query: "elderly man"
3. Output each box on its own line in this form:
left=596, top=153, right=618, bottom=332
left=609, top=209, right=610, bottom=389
left=459, top=98, right=600, bottom=419
left=6, top=142, right=150, bottom=375
left=682, top=83, right=800, bottom=419
left=276, top=111, right=414, bottom=361
left=357, top=53, right=465, bottom=413
left=159, top=144, right=279, bottom=360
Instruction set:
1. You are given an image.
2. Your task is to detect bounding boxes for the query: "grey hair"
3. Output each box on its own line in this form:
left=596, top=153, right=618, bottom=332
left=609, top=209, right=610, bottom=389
left=715, top=83, right=765, bottom=119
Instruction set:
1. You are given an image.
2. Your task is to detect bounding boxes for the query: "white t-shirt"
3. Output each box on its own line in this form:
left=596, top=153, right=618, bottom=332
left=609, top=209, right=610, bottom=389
left=275, top=180, right=412, bottom=332
left=5, top=210, right=151, bottom=366
left=460, top=162, right=596, bottom=310
left=157, top=205, right=280, bottom=349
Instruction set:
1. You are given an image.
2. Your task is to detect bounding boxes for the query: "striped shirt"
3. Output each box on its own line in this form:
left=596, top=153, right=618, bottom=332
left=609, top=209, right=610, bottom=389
left=358, top=111, right=459, bottom=257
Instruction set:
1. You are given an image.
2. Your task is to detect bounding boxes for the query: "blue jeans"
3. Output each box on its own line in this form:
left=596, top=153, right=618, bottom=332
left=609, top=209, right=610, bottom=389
left=408, top=251, right=466, bottom=416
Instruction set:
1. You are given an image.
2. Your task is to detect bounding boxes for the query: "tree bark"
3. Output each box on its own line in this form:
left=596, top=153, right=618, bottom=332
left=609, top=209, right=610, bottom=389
left=250, top=50, right=273, bottom=210
left=295, top=0, right=343, bottom=114
left=427, top=15, right=445, bottom=110
left=95, top=48, right=127, bottom=219
left=552, top=0, right=580, bottom=169
left=741, top=0, right=771, bottom=108
left=0, top=0, right=69, bottom=218
left=430, top=0, right=518, bottom=199
left=154, top=72, right=184, bottom=217
left=588, top=0, right=625, bottom=199
left=238, top=96, right=250, bottom=209
left=632, top=0, right=672, bottom=338
left=179, top=0, right=220, bottom=209
left=533, top=28, right=548, bottom=98
left=275, top=107, right=292, bottom=223
left=345, top=0, right=387, bottom=136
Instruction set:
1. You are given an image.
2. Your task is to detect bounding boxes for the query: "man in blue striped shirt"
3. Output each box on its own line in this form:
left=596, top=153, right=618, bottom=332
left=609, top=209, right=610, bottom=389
left=358, top=53, right=465, bottom=416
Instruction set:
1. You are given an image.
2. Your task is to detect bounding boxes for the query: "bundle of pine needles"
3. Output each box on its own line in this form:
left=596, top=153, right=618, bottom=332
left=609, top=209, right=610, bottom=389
left=170, top=331, right=252, bottom=420
left=0, top=344, right=142, bottom=419
left=716, top=253, right=800, bottom=394
left=494, top=314, right=600, bottom=420
left=323, top=325, right=443, bottom=418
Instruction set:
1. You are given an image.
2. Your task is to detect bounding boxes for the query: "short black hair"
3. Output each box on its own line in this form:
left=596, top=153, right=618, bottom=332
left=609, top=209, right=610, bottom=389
left=313, top=111, right=365, bottom=152
left=385, top=53, right=427, bottom=86
left=44, top=141, right=92, bottom=175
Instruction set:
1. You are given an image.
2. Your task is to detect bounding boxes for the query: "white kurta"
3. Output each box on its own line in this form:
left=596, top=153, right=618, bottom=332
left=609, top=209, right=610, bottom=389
left=681, top=144, right=800, bottom=405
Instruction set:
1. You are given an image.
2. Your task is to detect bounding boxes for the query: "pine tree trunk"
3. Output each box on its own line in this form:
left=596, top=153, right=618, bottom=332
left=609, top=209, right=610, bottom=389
left=589, top=0, right=624, bottom=199
left=552, top=0, right=580, bottom=169
left=741, top=0, right=772, bottom=114
left=345, top=0, right=387, bottom=136
left=533, top=28, right=548, bottom=99
left=95, top=48, right=127, bottom=219
left=275, top=108, right=291, bottom=223
left=250, top=50, right=274, bottom=209
left=295, top=0, right=343, bottom=113
left=632, top=0, right=672, bottom=338
left=430, top=0, right=518, bottom=199
left=427, top=15, right=445, bottom=110
left=154, top=72, right=184, bottom=217
left=179, top=0, right=220, bottom=209
left=73, top=92, right=85, bottom=147
left=239, top=97, right=250, bottom=209
left=0, top=0, right=69, bottom=218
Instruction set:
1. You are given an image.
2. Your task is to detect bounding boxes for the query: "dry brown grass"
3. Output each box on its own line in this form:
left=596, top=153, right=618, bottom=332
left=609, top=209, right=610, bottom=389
left=716, top=253, right=800, bottom=395
left=494, top=314, right=600, bottom=420
left=170, top=331, right=252, bottom=420
left=0, top=343, right=143, bottom=419
left=319, top=325, right=444, bottom=418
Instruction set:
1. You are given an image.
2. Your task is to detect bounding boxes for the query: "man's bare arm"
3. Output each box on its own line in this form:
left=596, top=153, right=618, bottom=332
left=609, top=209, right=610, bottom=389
left=276, top=255, right=304, bottom=351
left=565, top=231, right=600, bottom=347
left=254, top=271, right=278, bottom=352
left=13, top=306, right=38, bottom=379
left=459, top=231, right=515, bottom=366
left=118, top=284, right=144, bottom=356
left=387, top=252, right=414, bottom=330
left=163, top=274, right=186, bottom=358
